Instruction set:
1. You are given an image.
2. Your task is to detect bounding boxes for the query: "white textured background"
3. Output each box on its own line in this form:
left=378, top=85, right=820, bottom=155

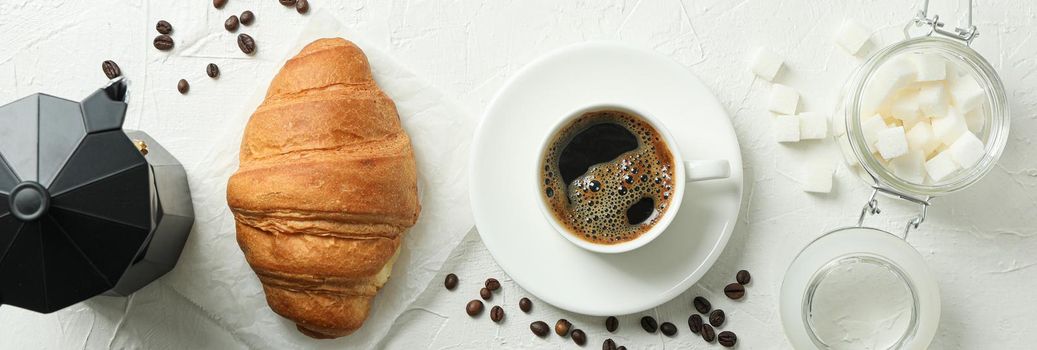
left=1, top=0, right=1036, bottom=349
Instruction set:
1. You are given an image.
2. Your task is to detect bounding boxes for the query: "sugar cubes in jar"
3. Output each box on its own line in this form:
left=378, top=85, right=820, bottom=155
left=835, top=37, right=1009, bottom=196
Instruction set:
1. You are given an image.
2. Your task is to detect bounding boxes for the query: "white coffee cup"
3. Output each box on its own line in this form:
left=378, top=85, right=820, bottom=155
left=535, top=104, right=730, bottom=254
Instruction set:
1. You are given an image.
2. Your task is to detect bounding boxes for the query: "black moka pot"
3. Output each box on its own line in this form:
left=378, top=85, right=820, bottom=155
left=0, top=78, right=193, bottom=313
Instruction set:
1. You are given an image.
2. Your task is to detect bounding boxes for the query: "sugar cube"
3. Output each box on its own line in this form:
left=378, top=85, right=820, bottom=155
left=906, top=122, right=940, bottom=156
left=803, top=163, right=834, bottom=193
left=751, top=47, right=784, bottom=81
left=768, top=84, right=799, bottom=115
left=876, top=126, right=909, bottom=160
left=835, top=20, right=871, bottom=56
left=774, top=115, right=801, bottom=143
left=861, top=58, right=916, bottom=116
left=950, top=73, right=985, bottom=112
left=925, top=151, right=962, bottom=182
left=908, top=54, right=947, bottom=82
left=931, top=107, right=967, bottom=145
left=889, top=149, right=926, bottom=184
left=889, top=89, right=922, bottom=125
left=947, top=132, right=986, bottom=168
left=860, top=113, right=888, bottom=151
left=917, top=83, right=948, bottom=117
left=964, top=108, right=985, bottom=133
left=799, top=112, right=828, bottom=140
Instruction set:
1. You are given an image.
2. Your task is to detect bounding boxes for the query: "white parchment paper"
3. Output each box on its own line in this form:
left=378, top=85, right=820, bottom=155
left=161, top=11, right=475, bottom=349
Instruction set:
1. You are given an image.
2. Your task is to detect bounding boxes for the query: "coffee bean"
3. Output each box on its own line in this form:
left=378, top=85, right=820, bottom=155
left=480, top=288, right=492, bottom=301
left=605, top=316, right=618, bottom=332
left=737, top=270, right=751, bottom=285
left=701, top=324, right=716, bottom=342
left=177, top=79, right=189, bottom=94
left=443, top=273, right=458, bottom=290
left=213, top=0, right=227, bottom=9
left=101, top=60, right=121, bottom=79
left=485, top=278, right=501, bottom=291
left=693, top=296, right=712, bottom=314
left=237, top=33, right=256, bottom=55
left=279, top=0, right=296, bottom=6
left=465, top=300, right=483, bottom=316
left=640, top=316, right=658, bottom=333
left=555, top=319, right=572, bottom=337
left=296, top=0, right=309, bottom=14
left=688, top=314, right=703, bottom=334
left=224, top=15, right=239, bottom=32
left=724, top=283, right=746, bottom=300
left=490, top=306, right=504, bottom=323
left=206, top=63, right=220, bottom=78
left=709, top=309, right=725, bottom=327
left=660, top=322, right=677, bottom=337
left=530, top=321, right=549, bottom=337
left=718, top=331, right=737, bottom=347
left=156, top=20, right=172, bottom=34
left=154, top=35, right=174, bottom=51
left=602, top=338, right=616, bottom=350
left=240, top=10, right=255, bottom=25
left=519, top=297, right=532, bottom=313
left=571, top=329, right=586, bottom=346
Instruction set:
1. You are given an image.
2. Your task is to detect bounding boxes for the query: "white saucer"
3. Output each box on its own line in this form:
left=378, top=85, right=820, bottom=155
left=470, top=42, right=744, bottom=316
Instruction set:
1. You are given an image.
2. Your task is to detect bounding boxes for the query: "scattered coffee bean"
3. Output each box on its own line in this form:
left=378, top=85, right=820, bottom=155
left=605, top=316, right=618, bottom=332
left=444, top=274, right=458, bottom=290
left=240, top=10, right=255, bottom=25
left=702, top=324, right=716, bottom=342
left=718, top=331, right=737, bottom=347
left=156, top=20, right=172, bottom=34
left=640, top=316, right=658, bottom=333
left=737, top=270, right=751, bottom=285
left=296, top=0, right=309, bottom=14
left=237, top=33, right=256, bottom=55
left=480, top=287, right=492, bottom=301
left=465, top=300, right=483, bottom=316
left=688, top=314, right=703, bottom=334
left=101, top=60, right=121, bottom=79
left=602, top=339, right=617, bottom=350
left=177, top=79, right=189, bottom=94
left=224, top=15, right=239, bottom=32
left=279, top=0, right=296, bottom=6
left=709, top=309, right=726, bottom=327
left=154, top=35, right=174, bottom=51
left=213, top=0, right=227, bottom=9
left=693, top=296, right=712, bottom=314
left=519, top=297, right=532, bottom=313
left=206, top=63, right=220, bottom=78
left=571, top=329, right=587, bottom=346
left=660, top=322, right=677, bottom=337
left=724, top=283, right=746, bottom=300
left=530, top=321, right=550, bottom=337
left=485, top=278, right=501, bottom=291
left=490, top=306, right=504, bottom=323
left=555, top=319, right=572, bottom=337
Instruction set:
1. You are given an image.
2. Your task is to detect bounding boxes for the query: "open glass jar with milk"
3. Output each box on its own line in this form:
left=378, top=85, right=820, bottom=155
left=780, top=1, right=1010, bottom=349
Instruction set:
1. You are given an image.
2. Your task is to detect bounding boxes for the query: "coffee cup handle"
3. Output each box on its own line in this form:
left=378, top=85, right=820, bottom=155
left=684, top=160, right=730, bottom=182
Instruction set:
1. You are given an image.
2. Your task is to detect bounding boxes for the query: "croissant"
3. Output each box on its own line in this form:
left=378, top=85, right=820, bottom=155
left=227, top=38, right=420, bottom=339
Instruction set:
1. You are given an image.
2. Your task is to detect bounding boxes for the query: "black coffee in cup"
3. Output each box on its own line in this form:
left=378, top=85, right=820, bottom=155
left=540, top=109, right=675, bottom=244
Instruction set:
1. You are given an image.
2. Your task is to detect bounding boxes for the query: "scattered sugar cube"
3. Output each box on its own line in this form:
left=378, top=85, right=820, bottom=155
left=860, top=113, right=888, bottom=151
left=931, top=108, right=967, bottom=145
left=799, top=112, right=828, bottom=140
left=906, top=122, right=940, bottom=156
left=925, top=151, right=962, bottom=182
left=876, top=126, right=909, bottom=160
left=950, top=73, right=985, bottom=112
left=908, top=54, right=947, bottom=82
left=917, top=83, right=948, bottom=117
left=768, top=84, right=800, bottom=115
left=861, top=58, right=916, bottom=116
left=803, top=163, right=834, bottom=193
left=751, top=47, right=784, bottom=81
left=774, top=115, right=801, bottom=142
left=889, top=89, right=922, bottom=125
left=889, top=149, right=927, bottom=184
left=947, top=132, right=986, bottom=168
left=964, top=108, right=985, bottom=133
left=835, top=20, right=871, bottom=56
